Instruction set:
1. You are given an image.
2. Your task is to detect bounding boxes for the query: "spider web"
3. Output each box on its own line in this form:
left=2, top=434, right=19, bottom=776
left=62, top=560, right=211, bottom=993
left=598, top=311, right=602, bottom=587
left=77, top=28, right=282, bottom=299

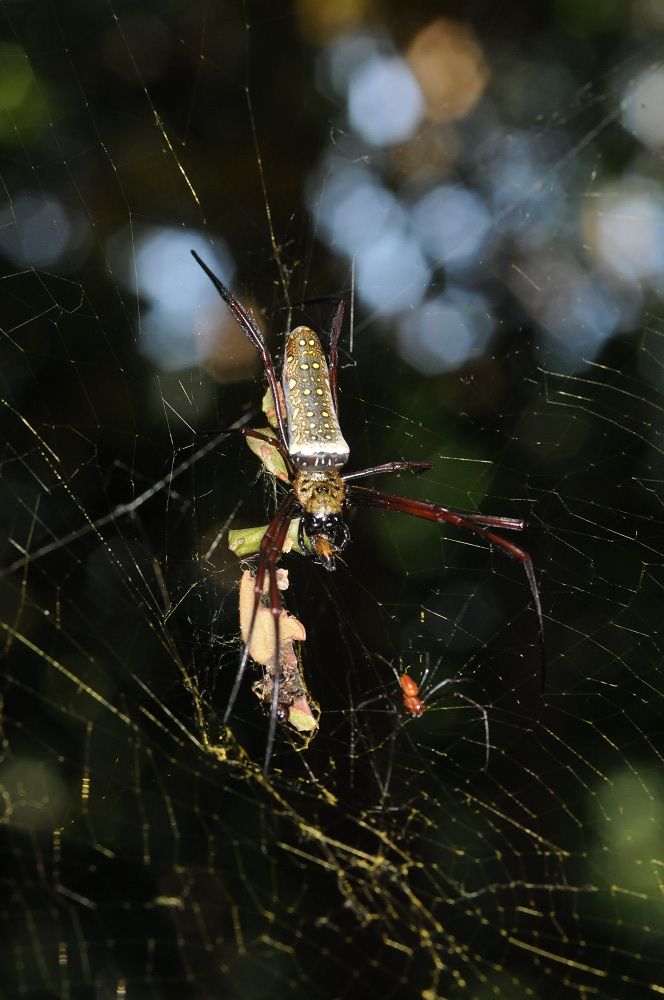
left=1, top=1, right=663, bottom=997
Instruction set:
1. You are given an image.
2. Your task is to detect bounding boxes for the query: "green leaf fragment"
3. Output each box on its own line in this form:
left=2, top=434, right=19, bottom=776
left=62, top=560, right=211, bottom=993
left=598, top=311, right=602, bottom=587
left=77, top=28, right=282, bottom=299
left=244, top=426, right=289, bottom=481
left=228, top=518, right=310, bottom=558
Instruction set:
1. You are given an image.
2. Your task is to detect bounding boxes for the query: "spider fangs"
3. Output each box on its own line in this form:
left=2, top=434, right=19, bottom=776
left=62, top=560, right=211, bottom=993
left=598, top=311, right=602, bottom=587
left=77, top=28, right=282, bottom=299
left=191, top=250, right=545, bottom=773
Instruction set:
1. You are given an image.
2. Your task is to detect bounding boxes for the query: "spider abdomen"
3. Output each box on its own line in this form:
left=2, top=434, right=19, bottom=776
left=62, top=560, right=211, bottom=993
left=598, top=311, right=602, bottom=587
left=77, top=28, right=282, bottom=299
left=283, top=326, right=349, bottom=470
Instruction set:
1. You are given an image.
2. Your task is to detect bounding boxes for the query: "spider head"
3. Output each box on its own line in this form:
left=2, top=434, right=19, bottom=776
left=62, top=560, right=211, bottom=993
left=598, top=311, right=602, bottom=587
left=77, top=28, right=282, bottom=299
left=301, top=512, right=350, bottom=571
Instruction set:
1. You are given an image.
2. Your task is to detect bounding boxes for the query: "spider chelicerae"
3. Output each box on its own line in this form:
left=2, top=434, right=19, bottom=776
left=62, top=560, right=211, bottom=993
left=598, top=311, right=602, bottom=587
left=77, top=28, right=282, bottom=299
left=192, top=250, right=544, bottom=771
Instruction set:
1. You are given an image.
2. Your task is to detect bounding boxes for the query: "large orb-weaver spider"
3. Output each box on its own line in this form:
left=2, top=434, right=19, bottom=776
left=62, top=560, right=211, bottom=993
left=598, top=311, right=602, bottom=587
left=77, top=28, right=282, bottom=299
left=192, top=250, right=544, bottom=772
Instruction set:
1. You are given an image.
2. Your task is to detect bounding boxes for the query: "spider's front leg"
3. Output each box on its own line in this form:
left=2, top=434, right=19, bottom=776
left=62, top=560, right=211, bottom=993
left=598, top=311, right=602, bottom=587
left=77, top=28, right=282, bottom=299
left=327, top=298, right=345, bottom=413
left=347, top=485, right=545, bottom=685
left=191, top=250, right=290, bottom=453
left=343, top=462, right=525, bottom=532
left=343, top=460, right=433, bottom=483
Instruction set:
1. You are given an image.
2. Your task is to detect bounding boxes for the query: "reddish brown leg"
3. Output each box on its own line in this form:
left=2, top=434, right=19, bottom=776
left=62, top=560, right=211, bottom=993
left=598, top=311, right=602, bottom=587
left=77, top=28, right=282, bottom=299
left=191, top=250, right=290, bottom=453
left=327, top=298, right=345, bottom=416
left=348, top=485, right=545, bottom=685
left=343, top=460, right=433, bottom=483
left=224, top=493, right=296, bottom=771
left=343, top=464, right=524, bottom=532
left=461, top=514, right=525, bottom=530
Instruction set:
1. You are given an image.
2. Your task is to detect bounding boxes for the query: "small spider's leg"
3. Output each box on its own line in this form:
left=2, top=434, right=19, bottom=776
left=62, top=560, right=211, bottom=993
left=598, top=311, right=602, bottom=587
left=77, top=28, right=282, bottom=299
left=343, top=460, right=433, bottom=483
left=191, top=250, right=290, bottom=453
left=355, top=692, right=390, bottom=711
left=348, top=486, right=545, bottom=686
left=451, top=692, right=491, bottom=771
left=418, top=661, right=433, bottom=693
left=223, top=494, right=296, bottom=728
left=422, top=676, right=464, bottom=702
left=327, top=298, right=345, bottom=415
left=419, top=676, right=489, bottom=768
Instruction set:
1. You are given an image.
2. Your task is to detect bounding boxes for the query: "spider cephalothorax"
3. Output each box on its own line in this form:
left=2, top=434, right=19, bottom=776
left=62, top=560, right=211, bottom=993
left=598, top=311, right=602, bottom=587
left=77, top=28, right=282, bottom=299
left=191, top=249, right=545, bottom=772
left=293, top=469, right=350, bottom=569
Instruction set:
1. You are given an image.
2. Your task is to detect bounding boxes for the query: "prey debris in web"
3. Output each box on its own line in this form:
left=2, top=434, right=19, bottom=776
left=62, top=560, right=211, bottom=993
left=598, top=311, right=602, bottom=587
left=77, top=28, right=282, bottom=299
left=238, top=567, right=318, bottom=736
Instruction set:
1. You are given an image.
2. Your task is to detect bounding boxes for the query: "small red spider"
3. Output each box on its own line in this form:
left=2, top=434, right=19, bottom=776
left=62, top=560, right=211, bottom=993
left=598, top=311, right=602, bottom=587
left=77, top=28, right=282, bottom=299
left=192, top=250, right=544, bottom=771
left=400, top=673, right=426, bottom=717
left=399, top=670, right=490, bottom=769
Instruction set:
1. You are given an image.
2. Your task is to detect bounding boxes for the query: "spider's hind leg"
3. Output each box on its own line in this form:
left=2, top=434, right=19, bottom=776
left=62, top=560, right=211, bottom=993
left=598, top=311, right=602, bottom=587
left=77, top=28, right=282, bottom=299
left=226, top=493, right=296, bottom=772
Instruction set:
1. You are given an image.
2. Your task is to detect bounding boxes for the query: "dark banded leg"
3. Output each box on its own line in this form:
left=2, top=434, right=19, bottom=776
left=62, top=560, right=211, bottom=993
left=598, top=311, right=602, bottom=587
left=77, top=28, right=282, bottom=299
left=224, top=493, right=296, bottom=772
left=327, top=298, right=345, bottom=416
left=343, top=460, right=433, bottom=483
left=191, top=250, right=290, bottom=454
left=348, top=485, right=545, bottom=687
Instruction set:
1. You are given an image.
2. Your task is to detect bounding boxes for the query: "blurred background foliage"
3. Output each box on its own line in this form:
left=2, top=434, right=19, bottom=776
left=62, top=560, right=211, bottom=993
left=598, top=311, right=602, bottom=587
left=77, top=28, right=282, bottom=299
left=1, top=0, right=663, bottom=997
